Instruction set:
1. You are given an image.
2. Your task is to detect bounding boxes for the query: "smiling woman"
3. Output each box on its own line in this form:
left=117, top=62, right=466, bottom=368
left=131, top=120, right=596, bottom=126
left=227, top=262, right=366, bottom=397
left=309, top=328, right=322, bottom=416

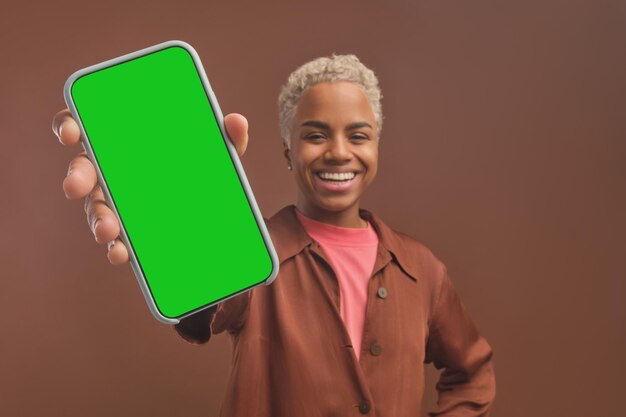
left=276, top=54, right=382, bottom=228
left=53, top=53, right=496, bottom=417
left=287, top=81, right=379, bottom=228
left=174, top=54, right=496, bottom=416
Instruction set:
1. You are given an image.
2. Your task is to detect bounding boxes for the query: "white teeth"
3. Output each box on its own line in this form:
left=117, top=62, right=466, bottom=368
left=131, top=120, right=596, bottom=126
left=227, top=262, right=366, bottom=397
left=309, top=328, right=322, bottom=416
left=318, top=172, right=356, bottom=181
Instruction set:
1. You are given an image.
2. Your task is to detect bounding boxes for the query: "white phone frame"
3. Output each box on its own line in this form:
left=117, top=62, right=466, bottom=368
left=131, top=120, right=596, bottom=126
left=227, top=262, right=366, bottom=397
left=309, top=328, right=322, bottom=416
left=63, top=40, right=279, bottom=325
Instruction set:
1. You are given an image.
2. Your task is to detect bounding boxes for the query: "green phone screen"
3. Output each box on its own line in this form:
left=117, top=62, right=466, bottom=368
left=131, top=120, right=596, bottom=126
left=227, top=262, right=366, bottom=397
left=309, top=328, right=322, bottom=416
left=69, top=45, right=275, bottom=320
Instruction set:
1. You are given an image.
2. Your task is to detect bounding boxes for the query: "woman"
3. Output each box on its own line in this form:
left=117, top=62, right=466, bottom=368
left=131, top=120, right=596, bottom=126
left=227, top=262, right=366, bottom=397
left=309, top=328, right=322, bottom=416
left=52, top=54, right=495, bottom=416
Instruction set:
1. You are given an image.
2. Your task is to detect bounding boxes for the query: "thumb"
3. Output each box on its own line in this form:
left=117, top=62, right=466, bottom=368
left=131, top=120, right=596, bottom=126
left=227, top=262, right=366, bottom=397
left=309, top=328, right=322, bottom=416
left=223, top=113, right=249, bottom=157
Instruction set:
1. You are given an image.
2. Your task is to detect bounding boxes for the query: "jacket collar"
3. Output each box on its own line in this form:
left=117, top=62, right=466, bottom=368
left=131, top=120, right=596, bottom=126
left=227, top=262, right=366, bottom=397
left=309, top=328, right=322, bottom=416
left=266, top=205, right=420, bottom=282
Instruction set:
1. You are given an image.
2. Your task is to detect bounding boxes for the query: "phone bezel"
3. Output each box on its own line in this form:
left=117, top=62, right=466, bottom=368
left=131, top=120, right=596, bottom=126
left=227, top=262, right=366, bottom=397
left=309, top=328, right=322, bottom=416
left=63, top=40, right=279, bottom=325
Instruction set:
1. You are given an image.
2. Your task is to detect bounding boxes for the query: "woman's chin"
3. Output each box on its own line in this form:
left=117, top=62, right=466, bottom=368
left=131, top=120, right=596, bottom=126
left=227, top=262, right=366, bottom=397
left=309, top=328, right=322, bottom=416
left=309, top=195, right=361, bottom=213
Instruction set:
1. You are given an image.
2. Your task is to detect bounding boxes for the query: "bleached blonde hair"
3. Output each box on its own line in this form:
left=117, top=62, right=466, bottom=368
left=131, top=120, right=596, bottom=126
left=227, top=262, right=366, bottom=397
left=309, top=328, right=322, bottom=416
left=278, top=54, right=383, bottom=148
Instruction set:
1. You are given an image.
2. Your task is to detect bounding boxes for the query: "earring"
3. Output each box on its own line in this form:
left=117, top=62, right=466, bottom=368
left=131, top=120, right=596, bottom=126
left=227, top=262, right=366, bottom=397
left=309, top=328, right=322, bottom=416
left=287, top=164, right=293, bottom=171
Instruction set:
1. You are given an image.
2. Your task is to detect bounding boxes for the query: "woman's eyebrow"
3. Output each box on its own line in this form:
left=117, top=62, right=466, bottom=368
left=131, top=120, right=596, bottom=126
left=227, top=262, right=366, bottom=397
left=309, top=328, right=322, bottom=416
left=300, top=121, right=373, bottom=130
left=346, top=122, right=373, bottom=130
left=300, top=120, right=330, bottom=130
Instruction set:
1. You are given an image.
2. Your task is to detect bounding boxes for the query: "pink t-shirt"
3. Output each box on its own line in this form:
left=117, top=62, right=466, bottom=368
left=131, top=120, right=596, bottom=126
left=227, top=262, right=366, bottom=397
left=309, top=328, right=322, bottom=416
left=295, top=209, right=379, bottom=359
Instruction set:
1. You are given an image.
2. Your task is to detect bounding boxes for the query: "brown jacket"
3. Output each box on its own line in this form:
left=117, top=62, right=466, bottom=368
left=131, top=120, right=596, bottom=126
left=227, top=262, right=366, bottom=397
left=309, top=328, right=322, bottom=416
left=174, top=205, right=496, bottom=417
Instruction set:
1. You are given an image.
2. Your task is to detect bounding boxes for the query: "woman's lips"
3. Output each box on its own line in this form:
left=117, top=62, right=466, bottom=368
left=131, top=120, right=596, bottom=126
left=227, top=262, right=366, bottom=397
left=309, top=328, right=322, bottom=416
left=313, top=172, right=361, bottom=192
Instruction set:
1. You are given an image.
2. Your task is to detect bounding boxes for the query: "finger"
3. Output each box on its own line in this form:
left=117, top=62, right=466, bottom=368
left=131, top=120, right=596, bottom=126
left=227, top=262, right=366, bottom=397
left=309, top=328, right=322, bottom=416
left=85, top=186, right=120, bottom=244
left=62, top=152, right=97, bottom=199
left=223, top=113, right=249, bottom=157
left=52, top=108, right=82, bottom=146
left=107, top=238, right=130, bottom=265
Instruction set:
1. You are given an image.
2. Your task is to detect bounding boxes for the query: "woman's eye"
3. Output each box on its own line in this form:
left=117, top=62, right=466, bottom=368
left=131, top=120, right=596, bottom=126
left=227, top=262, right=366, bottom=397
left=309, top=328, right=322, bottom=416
left=351, top=135, right=368, bottom=141
left=306, top=134, right=325, bottom=140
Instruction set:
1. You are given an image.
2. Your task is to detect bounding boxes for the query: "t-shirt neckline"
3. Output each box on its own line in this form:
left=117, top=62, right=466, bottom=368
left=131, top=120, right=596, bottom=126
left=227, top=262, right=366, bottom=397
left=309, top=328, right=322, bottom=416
left=295, top=208, right=379, bottom=247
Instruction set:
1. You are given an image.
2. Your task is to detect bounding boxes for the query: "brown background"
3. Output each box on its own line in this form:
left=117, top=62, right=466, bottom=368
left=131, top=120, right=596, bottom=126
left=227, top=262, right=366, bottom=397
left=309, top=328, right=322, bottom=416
left=1, top=0, right=624, bottom=416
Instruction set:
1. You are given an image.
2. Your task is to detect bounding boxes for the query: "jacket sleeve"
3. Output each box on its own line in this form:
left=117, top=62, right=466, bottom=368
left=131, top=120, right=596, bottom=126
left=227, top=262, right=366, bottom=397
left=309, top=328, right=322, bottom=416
left=424, top=265, right=496, bottom=416
left=173, top=290, right=252, bottom=344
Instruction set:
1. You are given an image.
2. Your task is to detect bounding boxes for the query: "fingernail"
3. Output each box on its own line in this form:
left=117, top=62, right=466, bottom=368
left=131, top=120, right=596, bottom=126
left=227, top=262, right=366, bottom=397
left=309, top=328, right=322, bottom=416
left=94, top=218, right=101, bottom=232
left=107, top=240, right=116, bottom=251
left=67, top=165, right=73, bottom=177
left=58, top=122, right=64, bottom=142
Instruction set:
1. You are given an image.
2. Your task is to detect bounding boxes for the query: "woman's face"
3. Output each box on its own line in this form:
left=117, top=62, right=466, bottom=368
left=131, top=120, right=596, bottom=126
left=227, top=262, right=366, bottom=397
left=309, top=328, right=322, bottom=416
left=285, top=81, right=379, bottom=220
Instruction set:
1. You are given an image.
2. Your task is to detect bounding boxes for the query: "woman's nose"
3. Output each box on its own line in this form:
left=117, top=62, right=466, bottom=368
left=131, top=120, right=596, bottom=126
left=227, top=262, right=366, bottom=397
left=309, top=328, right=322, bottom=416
left=324, top=137, right=352, bottom=161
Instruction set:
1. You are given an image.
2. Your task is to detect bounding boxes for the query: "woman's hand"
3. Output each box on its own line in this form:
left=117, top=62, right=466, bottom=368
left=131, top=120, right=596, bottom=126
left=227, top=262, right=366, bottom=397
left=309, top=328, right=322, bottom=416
left=51, top=109, right=250, bottom=265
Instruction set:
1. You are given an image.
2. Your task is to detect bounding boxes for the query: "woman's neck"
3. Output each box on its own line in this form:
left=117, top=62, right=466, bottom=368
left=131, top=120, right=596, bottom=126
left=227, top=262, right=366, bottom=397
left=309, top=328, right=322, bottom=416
left=295, top=200, right=366, bottom=229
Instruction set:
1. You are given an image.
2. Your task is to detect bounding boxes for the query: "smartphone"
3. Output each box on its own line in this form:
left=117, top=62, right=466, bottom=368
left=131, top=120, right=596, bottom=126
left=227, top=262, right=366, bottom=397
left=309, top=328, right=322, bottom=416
left=63, top=40, right=279, bottom=325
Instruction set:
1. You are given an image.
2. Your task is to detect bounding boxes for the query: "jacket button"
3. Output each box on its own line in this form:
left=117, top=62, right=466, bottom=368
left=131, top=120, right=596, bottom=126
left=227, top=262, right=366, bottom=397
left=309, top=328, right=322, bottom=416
left=358, top=400, right=370, bottom=414
left=377, top=287, right=388, bottom=299
left=370, top=343, right=382, bottom=356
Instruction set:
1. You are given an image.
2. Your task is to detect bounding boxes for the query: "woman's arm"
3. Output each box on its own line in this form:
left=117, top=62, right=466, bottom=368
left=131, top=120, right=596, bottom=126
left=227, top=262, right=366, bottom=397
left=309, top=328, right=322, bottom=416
left=424, top=265, right=496, bottom=416
left=174, top=305, right=217, bottom=344
left=173, top=290, right=252, bottom=344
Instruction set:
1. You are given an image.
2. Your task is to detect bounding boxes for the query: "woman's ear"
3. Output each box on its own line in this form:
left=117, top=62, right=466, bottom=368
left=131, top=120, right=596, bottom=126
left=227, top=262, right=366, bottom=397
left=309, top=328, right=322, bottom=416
left=283, top=142, right=293, bottom=170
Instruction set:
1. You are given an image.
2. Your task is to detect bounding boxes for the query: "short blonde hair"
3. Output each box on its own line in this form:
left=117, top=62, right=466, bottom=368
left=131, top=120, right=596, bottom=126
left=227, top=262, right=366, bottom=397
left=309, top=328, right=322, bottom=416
left=278, top=54, right=383, bottom=148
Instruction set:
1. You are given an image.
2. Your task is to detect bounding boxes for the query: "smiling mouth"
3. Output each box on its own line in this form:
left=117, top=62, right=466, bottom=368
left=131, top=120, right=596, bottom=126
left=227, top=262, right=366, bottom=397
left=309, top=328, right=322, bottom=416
left=316, top=171, right=358, bottom=183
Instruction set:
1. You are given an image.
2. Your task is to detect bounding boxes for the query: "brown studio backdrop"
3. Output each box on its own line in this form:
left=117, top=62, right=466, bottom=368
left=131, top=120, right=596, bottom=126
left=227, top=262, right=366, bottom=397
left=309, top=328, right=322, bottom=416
left=1, top=1, right=624, bottom=416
